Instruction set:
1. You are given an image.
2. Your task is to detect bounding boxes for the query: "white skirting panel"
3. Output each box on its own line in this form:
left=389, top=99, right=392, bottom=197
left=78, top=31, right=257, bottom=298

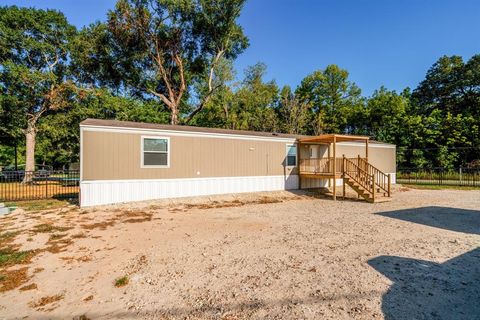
left=390, top=173, right=397, bottom=184
left=80, top=175, right=299, bottom=207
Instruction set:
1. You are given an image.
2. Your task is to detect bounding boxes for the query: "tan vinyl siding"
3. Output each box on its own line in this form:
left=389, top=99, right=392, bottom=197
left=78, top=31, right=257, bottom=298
left=82, top=130, right=296, bottom=181
left=335, top=143, right=396, bottom=173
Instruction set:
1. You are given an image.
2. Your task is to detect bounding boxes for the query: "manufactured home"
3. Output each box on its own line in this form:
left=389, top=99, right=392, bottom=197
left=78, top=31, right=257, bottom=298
left=80, top=119, right=396, bottom=207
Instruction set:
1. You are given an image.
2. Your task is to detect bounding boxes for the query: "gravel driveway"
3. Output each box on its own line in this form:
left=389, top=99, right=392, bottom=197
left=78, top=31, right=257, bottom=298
left=0, top=187, right=479, bottom=319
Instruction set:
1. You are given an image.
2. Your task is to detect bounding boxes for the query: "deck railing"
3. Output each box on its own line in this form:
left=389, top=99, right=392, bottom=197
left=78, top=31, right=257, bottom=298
left=299, top=157, right=363, bottom=175
left=358, top=157, right=391, bottom=196
left=299, top=156, right=391, bottom=200
left=343, top=157, right=375, bottom=197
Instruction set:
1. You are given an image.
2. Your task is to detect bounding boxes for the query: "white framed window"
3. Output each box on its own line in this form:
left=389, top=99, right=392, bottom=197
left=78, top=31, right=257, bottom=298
left=286, top=144, right=297, bottom=166
left=141, top=136, right=170, bottom=168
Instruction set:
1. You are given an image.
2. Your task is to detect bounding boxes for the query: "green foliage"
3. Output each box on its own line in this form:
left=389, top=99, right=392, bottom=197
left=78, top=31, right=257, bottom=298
left=0, top=248, right=32, bottom=267
left=0, top=4, right=479, bottom=170
left=228, top=63, right=279, bottom=132
left=0, top=6, right=76, bottom=118
left=276, top=86, right=309, bottom=135
left=296, top=65, right=363, bottom=134
left=84, top=0, right=249, bottom=124
left=0, top=5, right=77, bottom=173
left=405, top=55, right=480, bottom=168
left=114, top=275, right=129, bottom=287
left=5, top=199, right=70, bottom=211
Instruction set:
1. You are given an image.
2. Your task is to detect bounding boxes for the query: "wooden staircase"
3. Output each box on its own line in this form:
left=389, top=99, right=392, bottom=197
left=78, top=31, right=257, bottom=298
left=342, top=156, right=392, bottom=203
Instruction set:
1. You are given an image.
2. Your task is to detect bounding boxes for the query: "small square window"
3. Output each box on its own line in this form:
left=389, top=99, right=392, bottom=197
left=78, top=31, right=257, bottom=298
left=286, top=144, right=297, bottom=166
left=142, top=137, right=169, bottom=167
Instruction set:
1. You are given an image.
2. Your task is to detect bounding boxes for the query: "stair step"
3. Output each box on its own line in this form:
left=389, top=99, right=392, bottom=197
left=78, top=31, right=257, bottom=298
left=342, top=160, right=392, bottom=204
left=372, top=197, right=392, bottom=203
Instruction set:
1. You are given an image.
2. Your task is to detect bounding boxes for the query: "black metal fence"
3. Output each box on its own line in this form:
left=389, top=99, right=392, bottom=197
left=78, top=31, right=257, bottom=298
left=0, top=170, right=79, bottom=202
left=397, top=167, right=480, bottom=187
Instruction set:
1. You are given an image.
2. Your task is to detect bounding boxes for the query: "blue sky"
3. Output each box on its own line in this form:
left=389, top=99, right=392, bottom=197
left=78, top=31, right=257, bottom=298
left=4, top=0, right=480, bottom=95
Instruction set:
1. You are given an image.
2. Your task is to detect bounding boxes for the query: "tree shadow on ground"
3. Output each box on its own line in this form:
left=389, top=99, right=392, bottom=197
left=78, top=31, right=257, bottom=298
left=368, top=248, right=480, bottom=320
left=376, top=206, right=480, bottom=235
left=52, top=193, right=79, bottom=205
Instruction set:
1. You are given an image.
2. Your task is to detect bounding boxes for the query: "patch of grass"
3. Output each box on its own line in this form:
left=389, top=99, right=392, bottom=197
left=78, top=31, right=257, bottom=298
left=32, top=223, right=71, bottom=233
left=0, top=248, right=33, bottom=267
left=45, top=238, right=73, bottom=254
left=71, top=232, right=87, bottom=239
left=81, top=220, right=116, bottom=230
left=119, top=211, right=153, bottom=223
left=254, top=196, right=282, bottom=204
left=179, top=196, right=286, bottom=211
left=5, top=199, right=71, bottom=211
left=0, top=231, right=20, bottom=247
left=183, top=200, right=245, bottom=210
left=0, top=267, right=30, bottom=292
left=402, top=184, right=480, bottom=191
left=29, top=293, right=64, bottom=309
left=49, top=233, right=67, bottom=241
left=114, top=275, right=129, bottom=287
left=0, top=231, right=19, bottom=241
left=60, top=255, right=92, bottom=263
left=19, top=283, right=38, bottom=291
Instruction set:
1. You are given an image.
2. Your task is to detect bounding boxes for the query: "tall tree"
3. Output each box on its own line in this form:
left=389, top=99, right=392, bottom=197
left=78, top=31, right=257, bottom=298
left=0, top=6, right=76, bottom=181
left=412, top=55, right=480, bottom=167
left=363, top=87, right=411, bottom=165
left=276, top=86, right=309, bottom=135
left=296, top=65, right=363, bottom=135
left=412, top=55, right=480, bottom=117
left=226, top=63, right=279, bottom=132
left=188, top=58, right=236, bottom=128
left=91, top=0, right=248, bottom=125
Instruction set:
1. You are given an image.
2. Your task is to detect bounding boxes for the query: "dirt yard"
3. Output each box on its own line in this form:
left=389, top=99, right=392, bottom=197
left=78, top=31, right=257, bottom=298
left=0, top=187, right=479, bottom=319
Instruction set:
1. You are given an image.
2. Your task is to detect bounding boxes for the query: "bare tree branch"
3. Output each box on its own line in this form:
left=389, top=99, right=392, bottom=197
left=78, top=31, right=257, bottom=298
left=185, top=50, right=225, bottom=123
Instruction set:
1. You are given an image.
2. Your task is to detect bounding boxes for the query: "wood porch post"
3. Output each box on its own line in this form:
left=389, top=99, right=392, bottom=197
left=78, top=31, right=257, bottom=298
left=342, top=154, right=346, bottom=200
left=298, top=142, right=302, bottom=190
left=327, top=143, right=331, bottom=188
left=333, top=136, right=336, bottom=201
left=388, top=173, right=391, bottom=197
left=365, top=139, right=369, bottom=162
left=327, top=143, right=332, bottom=188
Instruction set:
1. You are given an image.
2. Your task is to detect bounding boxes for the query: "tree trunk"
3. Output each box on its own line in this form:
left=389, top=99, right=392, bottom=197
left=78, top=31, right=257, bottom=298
left=22, top=120, right=37, bottom=184
left=170, top=105, right=179, bottom=125
left=14, top=144, right=18, bottom=171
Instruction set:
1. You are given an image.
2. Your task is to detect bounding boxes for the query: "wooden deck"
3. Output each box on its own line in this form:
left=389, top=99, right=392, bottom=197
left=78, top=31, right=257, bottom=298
left=299, top=172, right=342, bottom=179
left=298, top=157, right=363, bottom=177
left=298, top=156, right=392, bottom=203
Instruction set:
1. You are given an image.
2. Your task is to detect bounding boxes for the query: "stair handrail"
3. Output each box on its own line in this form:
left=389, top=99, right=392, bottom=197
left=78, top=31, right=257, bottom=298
left=343, top=156, right=375, bottom=196
left=358, top=158, right=391, bottom=196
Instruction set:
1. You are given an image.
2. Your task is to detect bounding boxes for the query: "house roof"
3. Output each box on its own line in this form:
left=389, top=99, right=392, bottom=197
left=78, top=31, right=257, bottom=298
left=298, top=134, right=369, bottom=144
left=80, top=118, right=307, bottom=140
left=80, top=119, right=395, bottom=146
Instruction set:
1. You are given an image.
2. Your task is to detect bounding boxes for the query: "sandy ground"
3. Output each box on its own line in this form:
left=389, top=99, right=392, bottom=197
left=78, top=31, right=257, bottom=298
left=0, top=187, right=479, bottom=320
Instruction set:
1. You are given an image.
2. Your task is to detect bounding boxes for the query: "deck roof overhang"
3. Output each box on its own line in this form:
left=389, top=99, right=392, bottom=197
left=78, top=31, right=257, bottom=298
left=297, top=134, right=370, bottom=144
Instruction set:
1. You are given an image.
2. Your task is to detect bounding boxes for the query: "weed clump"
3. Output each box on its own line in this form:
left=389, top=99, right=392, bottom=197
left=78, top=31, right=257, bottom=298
left=114, top=275, right=129, bottom=287
left=29, top=293, right=64, bottom=310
